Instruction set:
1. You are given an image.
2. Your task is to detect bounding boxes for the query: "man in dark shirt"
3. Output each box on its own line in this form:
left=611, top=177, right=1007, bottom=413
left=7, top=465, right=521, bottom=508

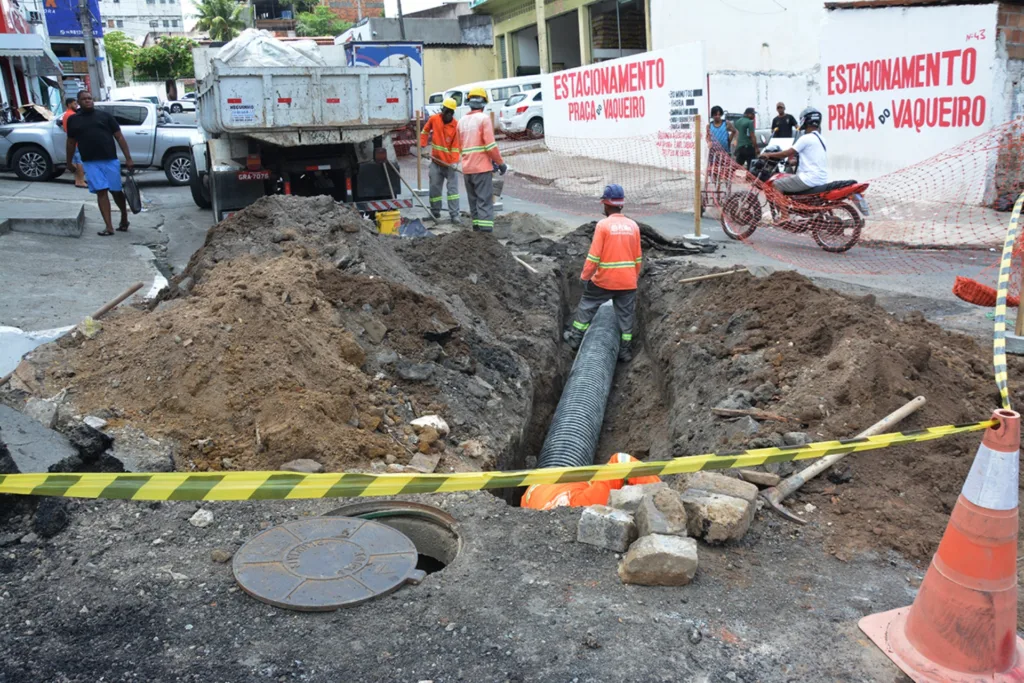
left=771, top=102, right=798, bottom=138
left=66, top=90, right=134, bottom=236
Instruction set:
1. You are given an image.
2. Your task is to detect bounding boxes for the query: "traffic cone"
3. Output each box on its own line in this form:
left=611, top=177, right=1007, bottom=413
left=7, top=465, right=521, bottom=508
left=860, top=409, right=1024, bottom=682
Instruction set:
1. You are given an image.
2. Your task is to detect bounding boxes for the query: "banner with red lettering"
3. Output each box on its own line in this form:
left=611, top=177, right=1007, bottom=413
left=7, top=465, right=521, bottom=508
left=541, top=42, right=707, bottom=170
left=821, top=3, right=998, bottom=179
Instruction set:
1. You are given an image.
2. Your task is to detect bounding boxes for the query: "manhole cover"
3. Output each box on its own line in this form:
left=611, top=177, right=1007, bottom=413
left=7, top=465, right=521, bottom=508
left=233, top=517, right=424, bottom=611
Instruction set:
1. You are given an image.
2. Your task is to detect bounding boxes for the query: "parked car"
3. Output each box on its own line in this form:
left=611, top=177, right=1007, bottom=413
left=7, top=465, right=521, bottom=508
left=499, top=88, right=543, bottom=136
left=424, top=91, right=445, bottom=118
left=442, top=75, right=544, bottom=121
left=0, top=101, right=197, bottom=185
left=164, top=97, right=197, bottom=114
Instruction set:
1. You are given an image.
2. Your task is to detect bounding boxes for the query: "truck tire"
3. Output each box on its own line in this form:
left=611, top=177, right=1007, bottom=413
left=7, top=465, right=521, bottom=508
left=170, top=103, right=183, bottom=114
left=190, top=164, right=211, bottom=209
left=12, top=145, right=53, bottom=182
left=164, top=150, right=192, bottom=186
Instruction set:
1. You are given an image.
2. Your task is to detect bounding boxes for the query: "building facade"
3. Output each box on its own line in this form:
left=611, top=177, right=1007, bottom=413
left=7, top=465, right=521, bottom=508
left=470, top=0, right=651, bottom=79
left=0, top=0, right=63, bottom=114
left=97, top=0, right=185, bottom=41
left=326, top=0, right=383, bottom=23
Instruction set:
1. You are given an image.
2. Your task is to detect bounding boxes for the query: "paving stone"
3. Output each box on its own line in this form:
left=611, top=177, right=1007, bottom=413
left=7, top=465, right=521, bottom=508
left=783, top=432, right=810, bottom=446
left=617, top=534, right=698, bottom=586
left=679, top=489, right=752, bottom=544
left=608, top=482, right=667, bottom=513
left=635, top=489, right=688, bottom=538
left=682, top=472, right=759, bottom=505
left=737, top=470, right=781, bottom=487
left=406, top=453, right=441, bottom=473
left=23, top=398, right=58, bottom=429
left=576, top=505, right=637, bottom=553
left=0, top=405, right=77, bottom=472
left=280, top=459, right=324, bottom=474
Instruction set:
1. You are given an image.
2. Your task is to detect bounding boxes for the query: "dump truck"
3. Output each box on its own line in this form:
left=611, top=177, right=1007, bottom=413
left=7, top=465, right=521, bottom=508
left=189, top=31, right=414, bottom=220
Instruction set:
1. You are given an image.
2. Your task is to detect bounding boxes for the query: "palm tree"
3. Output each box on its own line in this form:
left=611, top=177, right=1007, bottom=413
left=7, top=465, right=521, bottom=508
left=195, top=0, right=247, bottom=42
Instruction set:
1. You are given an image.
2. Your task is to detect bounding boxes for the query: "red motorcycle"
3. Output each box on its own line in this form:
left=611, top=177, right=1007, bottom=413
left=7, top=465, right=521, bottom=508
left=720, top=151, right=869, bottom=253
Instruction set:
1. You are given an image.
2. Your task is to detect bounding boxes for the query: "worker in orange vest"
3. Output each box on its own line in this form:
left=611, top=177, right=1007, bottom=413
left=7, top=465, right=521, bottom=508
left=563, top=184, right=643, bottom=362
left=456, top=87, right=506, bottom=232
left=521, top=453, right=662, bottom=510
left=420, top=97, right=462, bottom=224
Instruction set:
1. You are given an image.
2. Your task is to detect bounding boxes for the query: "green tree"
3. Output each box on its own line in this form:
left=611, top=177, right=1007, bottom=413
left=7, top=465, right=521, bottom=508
left=103, top=31, right=139, bottom=85
left=195, top=0, right=247, bottom=42
left=296, top=6, right=350, bottom=37
left=134, top=36, right=198, bottom=81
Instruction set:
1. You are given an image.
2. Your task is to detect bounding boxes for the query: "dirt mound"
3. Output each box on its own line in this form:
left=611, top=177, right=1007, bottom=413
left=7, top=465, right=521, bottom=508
left=171, top=194, right=370, bottom=291
left=28, top=198, right=565, bottom=476
left=601, top=264, right=1022, bottom=562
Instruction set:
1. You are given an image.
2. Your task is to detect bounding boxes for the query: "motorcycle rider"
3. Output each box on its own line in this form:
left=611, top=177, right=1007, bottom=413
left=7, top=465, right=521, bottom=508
left=759, top=106, right=828, bottom=194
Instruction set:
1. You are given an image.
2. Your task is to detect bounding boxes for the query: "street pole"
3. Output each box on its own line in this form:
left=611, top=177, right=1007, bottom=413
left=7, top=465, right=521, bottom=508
left=616, top=0, right=622, bottom=59
left=78, top=0, right=101, bottom=98
left=357, top=0, right=363, bottom=21
left=396, top=0, right=406, bottom=39
left=535, top=0, right=548, bottom=74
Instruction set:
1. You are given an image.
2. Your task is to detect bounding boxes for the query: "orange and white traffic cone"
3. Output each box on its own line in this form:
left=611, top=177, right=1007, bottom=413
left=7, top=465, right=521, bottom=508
left=860, top=409, right=1024, bottom=682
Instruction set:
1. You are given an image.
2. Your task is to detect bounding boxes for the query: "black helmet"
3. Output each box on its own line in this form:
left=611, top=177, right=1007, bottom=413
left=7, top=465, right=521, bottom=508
left=799, top=106, right=822, bottom=130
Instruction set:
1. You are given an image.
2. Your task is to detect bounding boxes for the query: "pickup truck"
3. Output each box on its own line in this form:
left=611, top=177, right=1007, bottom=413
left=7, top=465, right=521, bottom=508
left=0, top=101, right=197, bottom=185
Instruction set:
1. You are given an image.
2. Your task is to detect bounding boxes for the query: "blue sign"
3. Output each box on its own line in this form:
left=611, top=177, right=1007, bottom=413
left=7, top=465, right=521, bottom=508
left=45, top=0, right=103, bottom=39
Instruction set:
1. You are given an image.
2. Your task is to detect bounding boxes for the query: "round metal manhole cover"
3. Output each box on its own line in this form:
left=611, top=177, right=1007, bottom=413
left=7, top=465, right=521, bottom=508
left=233, top=517, right=424, bottom=611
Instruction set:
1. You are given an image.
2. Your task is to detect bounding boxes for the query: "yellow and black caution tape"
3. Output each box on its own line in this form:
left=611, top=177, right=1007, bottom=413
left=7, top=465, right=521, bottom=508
left=0, top=420, right=994, bottom=502
left=993, top=192, right=1024, bottom=411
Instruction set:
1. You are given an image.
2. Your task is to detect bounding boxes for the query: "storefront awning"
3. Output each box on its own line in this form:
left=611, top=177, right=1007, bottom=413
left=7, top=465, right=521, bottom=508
left=0, top=34, right=63, bottom=77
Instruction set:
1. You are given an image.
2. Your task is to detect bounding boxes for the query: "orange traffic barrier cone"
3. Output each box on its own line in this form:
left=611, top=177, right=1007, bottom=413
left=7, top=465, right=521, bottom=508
left=860, top=409, right=1024, bottom=682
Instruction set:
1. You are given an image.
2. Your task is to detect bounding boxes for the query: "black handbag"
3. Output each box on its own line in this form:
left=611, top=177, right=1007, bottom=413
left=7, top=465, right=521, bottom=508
left=122, top=169, right=142, bottom=214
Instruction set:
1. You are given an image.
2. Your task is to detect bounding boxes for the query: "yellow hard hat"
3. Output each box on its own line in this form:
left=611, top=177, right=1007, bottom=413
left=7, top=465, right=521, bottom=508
left=468, top=87, right=488, bottom=102
left=442, top=97, right=458, bottom=111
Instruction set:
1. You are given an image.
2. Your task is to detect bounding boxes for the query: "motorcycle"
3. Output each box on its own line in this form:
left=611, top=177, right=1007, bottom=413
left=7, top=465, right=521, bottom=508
left=719, top=145, right=869, bottom=253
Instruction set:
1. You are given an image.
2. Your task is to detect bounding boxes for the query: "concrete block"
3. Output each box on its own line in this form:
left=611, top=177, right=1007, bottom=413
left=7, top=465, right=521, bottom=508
left=618, top=535, right=698, bottom=586
left=577, top=505, right=637, bottom=552
left=280, top=459, right=324, bottom=474
left=1006, top=334, right=1024, bottom=356
left=679, top=489, right=752, bottom=544
left=0, top=218, right=10, bottom=236
left=737, top=470, right=781, bottom=487
left=635, top=489, right=688, bottom=538
left=681, top=472, right=759, bottom=505
left=405, top=452, right=441, bottom=473
left=0, top=405, right=77, bottom=472
left=23, top=398, right=58, bottom=430
left=0, top=200, right=85, bottom=238
left=608, top=482, right=667, bottom=513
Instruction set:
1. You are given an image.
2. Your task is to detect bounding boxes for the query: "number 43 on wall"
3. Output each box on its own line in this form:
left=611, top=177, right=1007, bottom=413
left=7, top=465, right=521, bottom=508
left=966, top=29, right=987, bottom=41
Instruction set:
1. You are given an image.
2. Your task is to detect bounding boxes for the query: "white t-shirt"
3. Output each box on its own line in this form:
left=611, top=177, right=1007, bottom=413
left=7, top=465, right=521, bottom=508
left=792, top=131, right=829, bottom=186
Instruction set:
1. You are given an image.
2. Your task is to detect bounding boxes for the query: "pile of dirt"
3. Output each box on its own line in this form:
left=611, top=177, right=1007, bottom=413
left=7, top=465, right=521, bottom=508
left=599, top=263, right=1023, bottom=562
left=26, top=197, right=565, bottom=474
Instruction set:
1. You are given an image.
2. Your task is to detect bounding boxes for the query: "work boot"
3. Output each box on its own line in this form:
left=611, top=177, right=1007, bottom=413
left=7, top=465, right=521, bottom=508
left=451, top=215, right=463, bottom=227
left=431, top=211, right=443, bottom=220
left=618, top=341, right=634, bottom=363
left=563, top=329, right=583, bottom=350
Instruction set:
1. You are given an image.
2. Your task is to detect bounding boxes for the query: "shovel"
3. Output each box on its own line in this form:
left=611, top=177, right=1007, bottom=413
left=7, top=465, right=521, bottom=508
left=677, top=265, right=778, bottom=284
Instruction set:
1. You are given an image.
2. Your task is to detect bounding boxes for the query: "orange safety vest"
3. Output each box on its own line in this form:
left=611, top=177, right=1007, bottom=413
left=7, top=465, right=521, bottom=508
left=419, top=113, right=461, bottom=167
left=521, top=453, right=662, bottom=510
left=456, top=110, right=503, bottom=175
left=580, top=214, right=643, bottom=291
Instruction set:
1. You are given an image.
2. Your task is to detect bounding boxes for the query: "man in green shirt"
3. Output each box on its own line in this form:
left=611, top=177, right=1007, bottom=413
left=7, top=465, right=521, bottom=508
left=733, top=107, right=758, bottom=169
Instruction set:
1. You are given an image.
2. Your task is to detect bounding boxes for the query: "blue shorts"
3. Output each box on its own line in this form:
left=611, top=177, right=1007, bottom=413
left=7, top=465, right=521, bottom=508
left=82, top=159, right=122, bottom=194
left=72, top=149, right=82, bottom=166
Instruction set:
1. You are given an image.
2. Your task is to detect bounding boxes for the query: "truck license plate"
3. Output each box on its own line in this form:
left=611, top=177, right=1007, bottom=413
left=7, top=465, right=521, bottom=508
left=237, top=170, right=270, bottom=181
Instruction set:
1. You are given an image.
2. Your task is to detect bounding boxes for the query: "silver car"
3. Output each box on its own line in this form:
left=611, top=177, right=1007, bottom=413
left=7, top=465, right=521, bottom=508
left=0, top=101, right=197, bottom=185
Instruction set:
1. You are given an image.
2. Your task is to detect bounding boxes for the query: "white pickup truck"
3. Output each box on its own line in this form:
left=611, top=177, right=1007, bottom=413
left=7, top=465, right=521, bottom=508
left=0, top=101, right=197, bottom=185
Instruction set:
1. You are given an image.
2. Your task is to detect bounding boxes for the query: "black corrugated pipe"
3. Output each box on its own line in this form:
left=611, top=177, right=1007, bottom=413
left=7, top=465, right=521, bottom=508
left=538, top=302, right=620, bottom=469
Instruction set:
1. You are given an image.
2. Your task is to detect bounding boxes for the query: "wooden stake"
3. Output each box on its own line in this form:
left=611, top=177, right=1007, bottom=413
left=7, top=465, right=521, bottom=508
left=694, top=112, right=702, bottom=237
left=678, top=269, right=745, bottom=285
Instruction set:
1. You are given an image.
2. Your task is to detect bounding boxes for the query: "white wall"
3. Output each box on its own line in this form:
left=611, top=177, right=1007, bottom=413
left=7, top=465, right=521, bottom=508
left=548, top=10, right=580, bottom=71
left=821, top=3, right=1000, bottom=188
left=651, top=0, right=822, bottom=126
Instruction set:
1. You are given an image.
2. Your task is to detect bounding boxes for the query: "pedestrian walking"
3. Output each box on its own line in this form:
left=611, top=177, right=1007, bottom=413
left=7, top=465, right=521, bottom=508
left=457, top=87, right=506, bottom=232
left=771, top=102, right=798, bottom=138
left=733, top=107, right=759, bottom=169
left=707, top=105, right=737, bottom=178
left=65, top=90, right=134, bottom=236
left=420, top=97, right=462, bottom=224
left=563, top=184, right=642, bottom=363
left=61, top=97, right=87, bottom=188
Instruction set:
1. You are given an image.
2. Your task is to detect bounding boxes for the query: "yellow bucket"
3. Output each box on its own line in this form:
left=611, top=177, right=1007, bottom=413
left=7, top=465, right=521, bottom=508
left=376, top=210, right=401, bottom=235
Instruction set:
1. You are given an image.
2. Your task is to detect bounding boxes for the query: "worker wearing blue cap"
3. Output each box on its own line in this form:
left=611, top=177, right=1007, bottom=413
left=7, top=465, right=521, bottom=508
left=563, top=184, right=643, bottom=363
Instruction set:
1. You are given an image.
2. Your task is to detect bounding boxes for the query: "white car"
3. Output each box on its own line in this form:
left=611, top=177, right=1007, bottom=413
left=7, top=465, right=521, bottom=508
left=499, top=88, right=543, bottom=136
left=164, top=96, right=197, bottom=114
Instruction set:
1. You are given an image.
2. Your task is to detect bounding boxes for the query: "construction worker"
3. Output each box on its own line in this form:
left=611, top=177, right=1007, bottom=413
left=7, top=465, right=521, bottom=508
left=457, top=87, right=506, bottom=232
left=420, top=98, right=462, bottom=224
left=521, top=453, right=661, bottom=510
left=563, top=184, right=642, bottom=362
